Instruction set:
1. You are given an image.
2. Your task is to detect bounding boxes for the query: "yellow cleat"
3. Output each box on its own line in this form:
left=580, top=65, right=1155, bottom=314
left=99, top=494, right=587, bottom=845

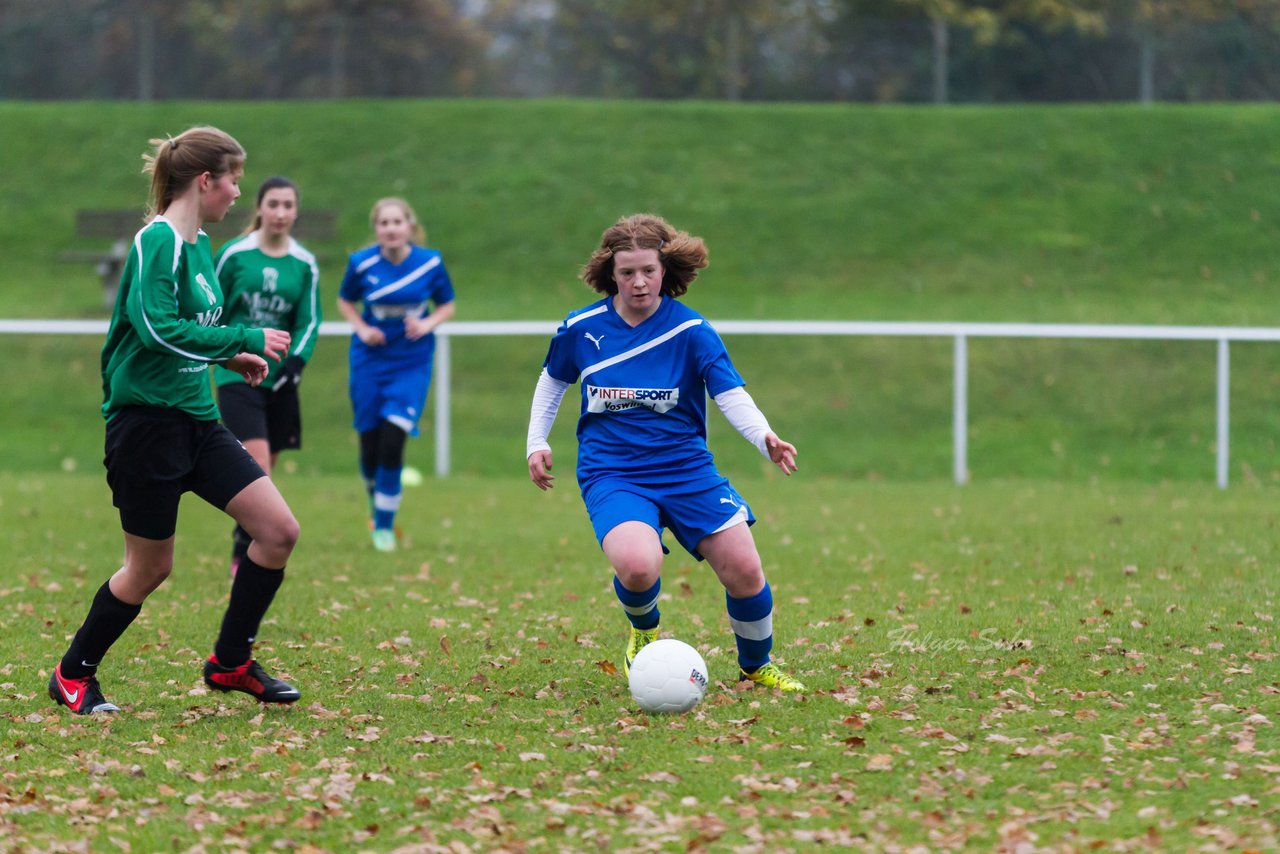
left=622, top=626, right=660, bottom=677
left=740, top=662, right=807, bottom=693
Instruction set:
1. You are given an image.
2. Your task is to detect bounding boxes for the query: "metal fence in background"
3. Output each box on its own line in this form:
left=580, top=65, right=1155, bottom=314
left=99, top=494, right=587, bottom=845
left=4, top=318, right=1278, bottom=488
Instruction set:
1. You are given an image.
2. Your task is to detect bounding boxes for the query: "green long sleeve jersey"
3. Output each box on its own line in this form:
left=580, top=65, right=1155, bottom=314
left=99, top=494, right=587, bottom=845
left=101, top=216, right=267, bottom=422
left=212, top=231, right=321, bottom=387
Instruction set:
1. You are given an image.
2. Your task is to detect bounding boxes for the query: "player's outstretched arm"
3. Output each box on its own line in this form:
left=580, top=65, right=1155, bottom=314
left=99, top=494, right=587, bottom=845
left=713, top=387, right=796, bottom=475
left=527, top=368, right=570, bottom=490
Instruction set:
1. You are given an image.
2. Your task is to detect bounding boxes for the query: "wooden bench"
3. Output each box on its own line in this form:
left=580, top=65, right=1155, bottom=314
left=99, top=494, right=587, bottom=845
left=61, top=208, right=338, bottom=307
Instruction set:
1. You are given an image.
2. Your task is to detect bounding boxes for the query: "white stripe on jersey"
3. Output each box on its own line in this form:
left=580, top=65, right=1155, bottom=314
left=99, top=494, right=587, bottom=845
left=367, top=256, right=441, bottom=302
left=578, top=318, right=702, bottom=382
left=355, top=254, right=380, bottom=274
left=214, top=231, right=260, bottom=277
left=565, top=305, right=608, bottom=328
left=288, top=237, right=321, bottom=356
left=136, top=223, right=217, bottom=363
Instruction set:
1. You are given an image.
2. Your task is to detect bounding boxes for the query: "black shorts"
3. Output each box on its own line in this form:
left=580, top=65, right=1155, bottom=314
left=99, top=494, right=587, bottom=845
left=104, top=406, right=266, bottom=540
left=218, top=381, right=302, bottom=453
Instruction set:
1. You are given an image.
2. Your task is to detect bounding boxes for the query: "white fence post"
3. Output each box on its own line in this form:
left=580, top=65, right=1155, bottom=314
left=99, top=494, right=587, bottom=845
left=953, top=334, right=968, bottom=485
left=434, top=332, right=451, bottom=478
left=1216, top=338, right=1229, bottom=489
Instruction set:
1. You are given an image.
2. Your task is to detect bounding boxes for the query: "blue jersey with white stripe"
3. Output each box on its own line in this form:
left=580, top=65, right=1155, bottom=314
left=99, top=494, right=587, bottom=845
left=543, top=296, right=744, bottom=488
left=338, top=244, right=455, bottom=365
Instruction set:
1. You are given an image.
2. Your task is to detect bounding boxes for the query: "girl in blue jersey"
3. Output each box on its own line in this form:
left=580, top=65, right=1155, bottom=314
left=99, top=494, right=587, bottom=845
left=526, top=213, right=807, bottom=693
left=49, top=127, right=303, bottom=715
left=336, top=197, right=455, bottom=552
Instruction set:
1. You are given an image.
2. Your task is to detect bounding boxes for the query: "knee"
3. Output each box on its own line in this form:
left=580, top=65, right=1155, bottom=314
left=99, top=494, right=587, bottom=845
left=259, top=513, right=300, bottom=555
left=126, top=557, right=173, bottom=588
left=714, top=554, right=765, bottom=597
left=731, top=564, right=766, bottom=595
left=613, top=554, right=662, bottom=591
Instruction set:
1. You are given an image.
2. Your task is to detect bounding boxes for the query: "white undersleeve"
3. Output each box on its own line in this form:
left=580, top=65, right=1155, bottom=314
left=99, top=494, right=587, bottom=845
left=527, top=368, right=570, bottom=459
left=714, top=386, right=772, bottom=458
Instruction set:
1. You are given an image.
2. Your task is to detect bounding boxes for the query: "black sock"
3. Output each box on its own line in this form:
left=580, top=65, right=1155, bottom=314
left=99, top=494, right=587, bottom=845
left=214, top=555, right=285, bottom=668
left=231, top=524, right=251, bottom=562
left=60, top=581, right=142, bottom=679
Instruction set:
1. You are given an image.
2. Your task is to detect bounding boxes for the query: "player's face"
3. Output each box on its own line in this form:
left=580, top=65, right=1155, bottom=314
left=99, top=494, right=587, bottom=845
left=375, top=204, right=413, bottom=255
left=259, top=187, right=298, bottom=237
left=611, top=248, right=664, bottom=321
left=201, top=166, right=242, bottom=223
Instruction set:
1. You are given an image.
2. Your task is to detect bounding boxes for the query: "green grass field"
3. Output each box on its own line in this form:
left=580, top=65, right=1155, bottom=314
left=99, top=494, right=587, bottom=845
left=2, top=100, right=1280, bottom=849
left=1, top=474, right=1276, bottom=850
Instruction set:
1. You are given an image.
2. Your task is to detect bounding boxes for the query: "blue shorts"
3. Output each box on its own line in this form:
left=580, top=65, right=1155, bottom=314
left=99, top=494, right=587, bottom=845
left=583, top=475, right=755, bottom=561
left=349, top=355, right=432, bottom=436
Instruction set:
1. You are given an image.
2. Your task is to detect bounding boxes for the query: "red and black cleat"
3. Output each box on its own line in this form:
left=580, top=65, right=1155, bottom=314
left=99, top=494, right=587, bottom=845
left=203, top=656, right=301, bottom=704
left=48, top=663, right=119, bottom=715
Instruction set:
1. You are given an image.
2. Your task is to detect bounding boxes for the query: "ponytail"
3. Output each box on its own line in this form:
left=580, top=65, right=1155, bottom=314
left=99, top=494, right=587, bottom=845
left=141, top=126, right=245, bottom=219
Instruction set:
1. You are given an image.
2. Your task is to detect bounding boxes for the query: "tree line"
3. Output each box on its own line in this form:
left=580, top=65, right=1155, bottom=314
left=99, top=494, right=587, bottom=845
left=3, top=0, right=1278, bottom=102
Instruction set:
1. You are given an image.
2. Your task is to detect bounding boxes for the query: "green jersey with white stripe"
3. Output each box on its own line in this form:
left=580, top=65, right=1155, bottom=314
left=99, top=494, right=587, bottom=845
left=101, top=217, right=267, bottom=422
left=212, top=232, right=321, bottom=387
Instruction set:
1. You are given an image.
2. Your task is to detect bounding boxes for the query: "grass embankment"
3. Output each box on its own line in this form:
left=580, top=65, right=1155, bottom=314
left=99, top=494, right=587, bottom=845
left=3, top=101, right=1280, bottom=481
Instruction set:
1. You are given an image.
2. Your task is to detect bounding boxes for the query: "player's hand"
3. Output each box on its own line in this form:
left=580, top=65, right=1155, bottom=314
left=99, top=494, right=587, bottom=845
left=528, top=450, right=555, bottom=490
left=404, top=316, right=435, bottom=341
left=357, top=324, right=387, bottom=347
left=261, top=328, right=291, bottom=362
left=226, top=353, right=269, bottom=387
left=765, top=433, right=798, bottom=476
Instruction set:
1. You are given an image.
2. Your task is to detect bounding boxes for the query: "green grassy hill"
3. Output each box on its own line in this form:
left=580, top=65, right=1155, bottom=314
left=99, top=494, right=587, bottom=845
left=2, top=100, right=1280, bottom=482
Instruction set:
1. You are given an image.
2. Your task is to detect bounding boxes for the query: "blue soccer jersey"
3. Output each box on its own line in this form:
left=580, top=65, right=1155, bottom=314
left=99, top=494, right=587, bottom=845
left=338, top=244, right=455, bottom=367
left=542, top=296, right=744, bottom=489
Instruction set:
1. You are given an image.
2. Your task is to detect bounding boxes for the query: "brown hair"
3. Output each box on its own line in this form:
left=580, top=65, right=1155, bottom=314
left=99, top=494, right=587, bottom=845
left=371, top=197, right=427, bottom=245
left=246, top=175, right=299, bottom=234
left=141, top=126, right=245, bottom=219
left=580, top=214, right=708, bottom=298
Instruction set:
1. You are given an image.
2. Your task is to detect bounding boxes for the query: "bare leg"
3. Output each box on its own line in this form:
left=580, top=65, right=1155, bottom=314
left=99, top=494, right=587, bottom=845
left=110, top=533, right=177, bottom=604
left=697, top=522, right=766, bottom=599
left=602, top=521, right=664, bottom=591
left=224, top=476, right=299, bottom=569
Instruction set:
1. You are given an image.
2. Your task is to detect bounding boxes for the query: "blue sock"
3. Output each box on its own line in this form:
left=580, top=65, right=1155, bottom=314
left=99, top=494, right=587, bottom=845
left=727, top=583, right=774, bottom=671
left=613, top=576, right=660, bottom=630
left=373, top=465, right=402, bottom=530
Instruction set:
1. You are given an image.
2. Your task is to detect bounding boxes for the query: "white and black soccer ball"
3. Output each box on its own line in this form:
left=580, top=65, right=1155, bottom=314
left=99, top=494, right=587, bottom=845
left=628, top=638, right=709, bottom=714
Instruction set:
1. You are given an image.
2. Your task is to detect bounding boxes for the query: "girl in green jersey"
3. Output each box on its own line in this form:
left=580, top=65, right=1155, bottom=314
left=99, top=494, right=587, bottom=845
left=214, top=176, right=321, bottom=577
left=49, top=127, right=304, bottom=715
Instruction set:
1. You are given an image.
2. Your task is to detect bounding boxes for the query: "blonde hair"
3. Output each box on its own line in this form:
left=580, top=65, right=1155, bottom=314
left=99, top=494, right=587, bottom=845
left=371, top=197, right=426, bottom=245
left=580, top=213, right=708, bottom=298
left=141, top=126, right=245, bottom=219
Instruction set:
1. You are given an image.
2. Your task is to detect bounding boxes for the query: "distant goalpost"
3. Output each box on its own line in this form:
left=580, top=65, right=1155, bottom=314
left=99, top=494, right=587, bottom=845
left=4, top=318, right=1277, bottom=488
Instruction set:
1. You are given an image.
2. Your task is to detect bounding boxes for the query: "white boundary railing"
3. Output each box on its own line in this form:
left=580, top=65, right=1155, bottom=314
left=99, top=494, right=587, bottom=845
left=4, top=318, right=1279, bottom=488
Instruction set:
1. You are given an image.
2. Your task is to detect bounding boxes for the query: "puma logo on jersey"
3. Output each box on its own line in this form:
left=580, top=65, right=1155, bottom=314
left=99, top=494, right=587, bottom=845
left=720, top=496, right=738, bottom=507
left=584, top=332, right=605, bottom=350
